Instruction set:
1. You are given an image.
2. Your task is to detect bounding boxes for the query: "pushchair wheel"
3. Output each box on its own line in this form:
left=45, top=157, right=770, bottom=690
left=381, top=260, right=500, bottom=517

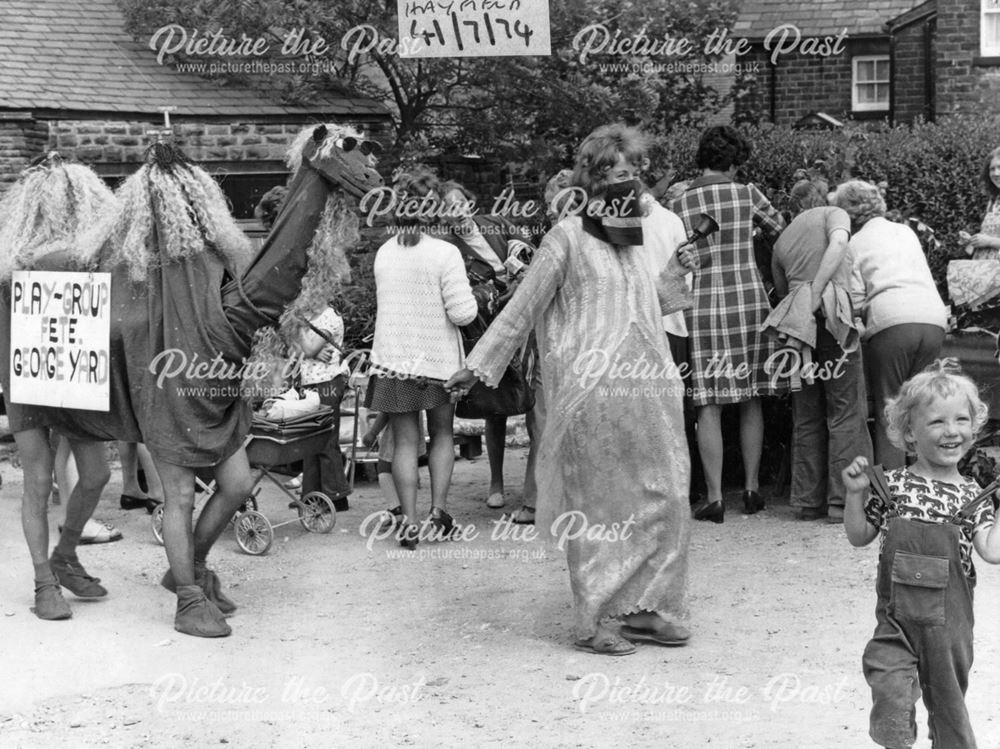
left=298, top=492, right=336, bottom=534
left=151, top=503, right=165, bottom=545
left=229, top=494, right=258, bottom=525
left=234, top=510, right=273, bottom=555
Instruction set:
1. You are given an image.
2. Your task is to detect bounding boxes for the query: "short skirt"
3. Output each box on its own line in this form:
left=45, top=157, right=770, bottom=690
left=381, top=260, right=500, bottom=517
left=364, top=374, right=450, bottom=413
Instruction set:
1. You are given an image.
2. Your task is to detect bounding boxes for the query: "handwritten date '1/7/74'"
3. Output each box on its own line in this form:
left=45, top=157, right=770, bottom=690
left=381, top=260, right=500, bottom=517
left=407, top=13, right=535, bottom=51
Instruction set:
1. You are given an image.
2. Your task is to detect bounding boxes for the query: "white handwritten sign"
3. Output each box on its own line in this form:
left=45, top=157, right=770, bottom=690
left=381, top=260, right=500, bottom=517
left=9, top=271, right=112, bottom=411
left=397, top=0, right=551, bottom=58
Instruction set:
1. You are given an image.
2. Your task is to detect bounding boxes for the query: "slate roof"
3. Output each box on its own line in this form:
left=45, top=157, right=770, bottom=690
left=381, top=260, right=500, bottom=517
left=734, top=0, right=922, bottom=39
left=0, top=0, right=388, bottom=118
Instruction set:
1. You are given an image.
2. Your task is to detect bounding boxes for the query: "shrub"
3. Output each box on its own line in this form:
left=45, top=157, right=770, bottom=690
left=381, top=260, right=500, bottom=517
left=338, top=227, right=382, bottom=353
left=653, top=115, right=1000, bottom=314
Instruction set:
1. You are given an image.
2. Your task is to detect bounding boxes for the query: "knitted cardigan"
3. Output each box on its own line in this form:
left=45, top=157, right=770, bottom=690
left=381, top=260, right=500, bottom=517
left=370, top=234, right=478, bottom=381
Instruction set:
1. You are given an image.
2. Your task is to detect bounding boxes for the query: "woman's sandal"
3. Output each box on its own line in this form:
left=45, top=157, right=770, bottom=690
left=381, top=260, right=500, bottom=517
left=619, top=622, right=691, bottom=647
left=573, top=631, right=637, bottom=656
left=511, top=506, right=535, bottom=525
left=61, top=519, right=123, bottom=545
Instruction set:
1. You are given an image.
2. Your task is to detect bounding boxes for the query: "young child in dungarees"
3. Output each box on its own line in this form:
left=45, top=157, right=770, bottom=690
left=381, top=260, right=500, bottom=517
left=842, top=359, right=1000, bottom=749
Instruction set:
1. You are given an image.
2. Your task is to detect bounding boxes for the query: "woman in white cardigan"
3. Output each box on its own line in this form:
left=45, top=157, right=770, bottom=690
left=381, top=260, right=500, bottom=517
left=366, top=169, right=478, bottom=548
left=832, top=180, right=948, bottom=469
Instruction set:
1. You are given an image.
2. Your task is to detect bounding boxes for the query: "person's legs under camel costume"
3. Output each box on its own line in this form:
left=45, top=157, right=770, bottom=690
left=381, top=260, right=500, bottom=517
left=157, top=452, right=253, bottom=636
left=0, top=155, right=116, bottom=620
left=11, top=429, right=108, bottom=620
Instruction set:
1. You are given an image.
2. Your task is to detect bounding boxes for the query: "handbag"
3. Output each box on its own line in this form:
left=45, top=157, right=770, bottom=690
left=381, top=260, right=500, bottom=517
left=448, top=222, right=536, bottom=417
left=456, top=346, right=535, bottom=418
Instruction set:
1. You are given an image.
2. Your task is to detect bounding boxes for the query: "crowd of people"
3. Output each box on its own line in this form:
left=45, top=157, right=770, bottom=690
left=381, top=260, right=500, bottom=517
left=1, top=121, right=999, bottom=747
left=372, top=125, right=1000, bottom=746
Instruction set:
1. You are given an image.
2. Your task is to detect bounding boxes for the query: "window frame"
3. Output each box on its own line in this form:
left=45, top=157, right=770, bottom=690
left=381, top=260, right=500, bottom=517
left=982, top=0, right=1000, bottom=57
left=851, top=54, right=890, bottom=112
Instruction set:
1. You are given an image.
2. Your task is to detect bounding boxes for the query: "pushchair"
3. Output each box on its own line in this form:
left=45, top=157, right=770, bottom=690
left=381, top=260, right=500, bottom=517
left=151, top=407, right=339, bottom=555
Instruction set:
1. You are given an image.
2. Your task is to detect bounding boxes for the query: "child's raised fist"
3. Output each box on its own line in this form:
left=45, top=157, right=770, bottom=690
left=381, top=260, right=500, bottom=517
left=842, top=456, right=871, bottom=494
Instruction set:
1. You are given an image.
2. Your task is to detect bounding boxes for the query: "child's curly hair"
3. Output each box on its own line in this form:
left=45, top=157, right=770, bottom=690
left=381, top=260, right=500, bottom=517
left=884, top=358, right=989, bottom=453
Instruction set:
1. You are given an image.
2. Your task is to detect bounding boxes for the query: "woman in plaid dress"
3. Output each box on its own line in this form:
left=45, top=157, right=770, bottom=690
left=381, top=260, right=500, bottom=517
left=671, top=126, right=784, bottom=523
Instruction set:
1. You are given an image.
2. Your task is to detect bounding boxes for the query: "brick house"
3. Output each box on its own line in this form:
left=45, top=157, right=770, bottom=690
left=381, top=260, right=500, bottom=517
left=0, top=0, right=390, bottom=219
left=732, top=0, right=919, bottom=126
left=887, top=0, right=1000, bottom=122
left=733, top=0, right=1000, bottom=126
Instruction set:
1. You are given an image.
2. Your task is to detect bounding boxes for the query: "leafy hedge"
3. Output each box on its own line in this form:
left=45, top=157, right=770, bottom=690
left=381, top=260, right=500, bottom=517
left=656, top=115, right=1000, bottom=310
left=337, top=228, right=382, bottom=353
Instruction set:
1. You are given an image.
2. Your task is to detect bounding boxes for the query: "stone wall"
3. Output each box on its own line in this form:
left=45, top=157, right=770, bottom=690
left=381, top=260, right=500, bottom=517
left=0, top=114, right=51, bottom=190
left=0, top=116, right=392, bottom=196
left=3, top=116, right=538, bottom=211
left=50, top=120, right=318, bottom=166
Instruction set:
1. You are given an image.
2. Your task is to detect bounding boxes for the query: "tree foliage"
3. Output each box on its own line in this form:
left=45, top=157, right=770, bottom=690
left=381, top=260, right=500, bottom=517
left=118, top=0, right=739, bottom=168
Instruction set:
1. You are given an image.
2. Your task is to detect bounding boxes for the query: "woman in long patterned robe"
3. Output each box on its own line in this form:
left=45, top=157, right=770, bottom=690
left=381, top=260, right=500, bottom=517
left=447, top=125, right=694, bottom=655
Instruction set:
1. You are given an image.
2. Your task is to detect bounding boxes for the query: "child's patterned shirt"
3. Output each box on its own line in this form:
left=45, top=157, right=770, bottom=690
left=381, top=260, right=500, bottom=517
left=864, top=467, right=995, bottom=579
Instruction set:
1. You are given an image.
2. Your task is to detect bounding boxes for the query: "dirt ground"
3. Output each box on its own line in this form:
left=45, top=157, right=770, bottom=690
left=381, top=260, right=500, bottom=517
left=0, top=443, right=998, bottom=749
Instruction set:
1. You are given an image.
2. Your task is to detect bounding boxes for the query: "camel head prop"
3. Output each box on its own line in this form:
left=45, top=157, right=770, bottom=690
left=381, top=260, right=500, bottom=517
left=286, top=123, right=384, bottom=200
left=223, top=123, right=382, bottom=357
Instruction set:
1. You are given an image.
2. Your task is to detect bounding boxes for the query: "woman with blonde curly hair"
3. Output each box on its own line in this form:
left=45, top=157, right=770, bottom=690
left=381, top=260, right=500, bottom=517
left=447, top=123, right=697, bottom=655
left=832, top=180, right=949, bottom=469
